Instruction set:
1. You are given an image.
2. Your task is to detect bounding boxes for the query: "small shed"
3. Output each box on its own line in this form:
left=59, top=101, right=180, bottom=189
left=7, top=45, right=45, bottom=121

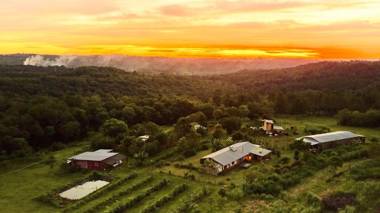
left=138, top=135, right=150, bottom=142
left=261, top=120, right=285, bottom=135
left=68, top=149, right=125, bottom=170
left=262, top=119, right=274, bottom=132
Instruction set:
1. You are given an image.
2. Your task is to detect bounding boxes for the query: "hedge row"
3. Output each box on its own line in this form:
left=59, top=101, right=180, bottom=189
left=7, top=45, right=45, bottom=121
left=64, top=173, right=138, bottom=212
left=105, top=179, right=169, bottom=213
left=141, top=184, right=188, bottom=213
left=85, top=176, right=153, bottom=213
left=173, top=187, right=210, bottom=213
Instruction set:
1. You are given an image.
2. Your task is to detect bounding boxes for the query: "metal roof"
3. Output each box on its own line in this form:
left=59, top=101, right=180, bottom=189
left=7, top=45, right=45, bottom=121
left=273, top=125, right=284, bottom=131
left=262, top=119, right=274, bottom=124
left=251, top=147, right=272, bottom=157
left=302, top=131, right=364, bottom=145
left=69, top=149, right=119, bottom=161
left=138, top=135, right=150, bottom=142
left=202, top=142, right=269, bottom=166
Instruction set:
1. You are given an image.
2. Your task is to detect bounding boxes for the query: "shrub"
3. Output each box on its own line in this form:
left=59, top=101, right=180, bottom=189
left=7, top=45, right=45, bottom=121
left=350, top=159, right=380, bottom=180
left=304, top=125, right=330, bottom=134
left=322, top=192, right=356, bottom=211
left=174, top=187, right=210, bottom=213
left=218, top=188, right=226, bottom=197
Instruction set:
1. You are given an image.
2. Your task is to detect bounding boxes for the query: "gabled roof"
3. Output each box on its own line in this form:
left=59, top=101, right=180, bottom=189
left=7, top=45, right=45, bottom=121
left=302, top=131, right=364, bottom=145
left=69, top=149, right=119, bottom=161
left=202, top=142, right=270, bottom=166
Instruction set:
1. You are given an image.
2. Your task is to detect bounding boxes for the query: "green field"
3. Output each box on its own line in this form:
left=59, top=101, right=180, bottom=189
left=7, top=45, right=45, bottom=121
left=0, top=116, right=379, bottom=213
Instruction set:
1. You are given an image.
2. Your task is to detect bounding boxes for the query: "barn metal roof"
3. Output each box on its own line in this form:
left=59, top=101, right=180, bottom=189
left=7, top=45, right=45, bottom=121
left=202, top=142, right=270, bottom=166
left=302, top=131, right=364, bottom=145
left=69, top=149, right=119, bottom=161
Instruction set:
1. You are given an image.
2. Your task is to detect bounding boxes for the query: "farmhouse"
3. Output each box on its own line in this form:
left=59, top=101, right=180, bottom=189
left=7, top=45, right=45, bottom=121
left=67, top=149, right=126, bottom=170
left=298, top=131, right=365, bottom=150
left=200, top=142, right=271, bottom=175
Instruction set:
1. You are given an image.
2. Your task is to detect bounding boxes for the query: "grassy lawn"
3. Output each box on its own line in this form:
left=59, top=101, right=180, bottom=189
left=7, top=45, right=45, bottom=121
left=278, top=115, right=380, bottom=138
left=0, top=116, right=379, bottom=213
left=0, top=142, right=90, bottom=213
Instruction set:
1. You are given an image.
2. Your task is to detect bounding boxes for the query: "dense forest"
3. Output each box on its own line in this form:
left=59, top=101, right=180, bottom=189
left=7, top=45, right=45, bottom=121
left=213, top=61, right=380, bottom=114
left=1, top=62, right=380, bottom=158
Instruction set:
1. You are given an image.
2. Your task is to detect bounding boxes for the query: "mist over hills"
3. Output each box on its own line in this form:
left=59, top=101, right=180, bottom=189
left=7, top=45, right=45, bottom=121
left=1, top=54, right=316, bottom=75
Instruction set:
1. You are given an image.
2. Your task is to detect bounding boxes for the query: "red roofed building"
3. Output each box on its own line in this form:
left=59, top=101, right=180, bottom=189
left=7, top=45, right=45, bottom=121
left=67, top=149, right=126, bottom=170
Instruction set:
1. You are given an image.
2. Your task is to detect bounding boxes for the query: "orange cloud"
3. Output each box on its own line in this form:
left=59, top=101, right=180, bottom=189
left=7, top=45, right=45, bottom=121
left=1, top=0, right=380, bottom=59
left=159, top=4, right=194, bottom=16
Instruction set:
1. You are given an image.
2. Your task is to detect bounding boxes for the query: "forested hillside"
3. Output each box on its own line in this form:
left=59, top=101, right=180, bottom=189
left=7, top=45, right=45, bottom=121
left=1, top=63, right=380, bottom=213
left=212, top=61, right=380, bottom=115
left=1, top=62, right=380, bottom=158
left=0, top=65, right=232, bottom=98
left=0, top=65, right=233, bottom=157
left=217, top=61, right=380, bottom=91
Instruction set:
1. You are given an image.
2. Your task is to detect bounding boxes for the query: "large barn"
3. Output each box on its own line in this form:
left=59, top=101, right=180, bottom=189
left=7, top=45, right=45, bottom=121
left=67, top=149, right=126, bottom=170
left=298, top=131, right=365, bottom=150
left=200, top=142, right=271, bottom=175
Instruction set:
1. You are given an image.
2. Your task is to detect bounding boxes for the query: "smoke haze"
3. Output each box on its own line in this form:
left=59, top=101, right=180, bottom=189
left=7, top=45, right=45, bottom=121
left=23, top=55, right=316, bottom=75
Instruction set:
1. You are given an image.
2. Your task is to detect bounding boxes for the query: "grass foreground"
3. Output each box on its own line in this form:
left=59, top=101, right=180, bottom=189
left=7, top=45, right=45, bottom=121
left=0, top=116, right=379, bottom=213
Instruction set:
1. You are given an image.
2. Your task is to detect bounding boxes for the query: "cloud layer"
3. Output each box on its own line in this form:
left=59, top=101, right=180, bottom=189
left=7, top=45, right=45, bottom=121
left=1, top=0, right=380, bottom=58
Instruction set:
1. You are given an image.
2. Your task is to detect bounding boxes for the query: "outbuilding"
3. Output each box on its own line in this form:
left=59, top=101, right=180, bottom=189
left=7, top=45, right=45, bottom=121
left=298, top=131, right=365, bottom=150
left=67, top=149, right=126, bottom=170
left=261, top=119, right=286, bottom=135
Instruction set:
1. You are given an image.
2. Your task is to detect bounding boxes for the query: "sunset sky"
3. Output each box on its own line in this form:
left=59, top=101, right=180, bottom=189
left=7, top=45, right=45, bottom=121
left=1, top=0, right=380, bottom=59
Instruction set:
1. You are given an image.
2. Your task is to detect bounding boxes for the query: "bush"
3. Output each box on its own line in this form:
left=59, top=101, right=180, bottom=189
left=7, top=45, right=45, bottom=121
left=174, top=187, right=210, bottom=213
left=350, top=159, right=380, bottom=180
left=337, top=109, right=380, bottom=127
left=304, top=125, right=330, bottom=134
left=322, top=192, right=356, bottom=211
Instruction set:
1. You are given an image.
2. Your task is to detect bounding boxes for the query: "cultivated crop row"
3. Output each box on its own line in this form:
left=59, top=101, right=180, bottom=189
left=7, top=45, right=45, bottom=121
left=172, top=187, right=210, bottom=213
left=84, top=176, right=154, bottom=213
left=105, top=179, right=170, bottom=213
left=141, top=184, right=188, bottom=213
